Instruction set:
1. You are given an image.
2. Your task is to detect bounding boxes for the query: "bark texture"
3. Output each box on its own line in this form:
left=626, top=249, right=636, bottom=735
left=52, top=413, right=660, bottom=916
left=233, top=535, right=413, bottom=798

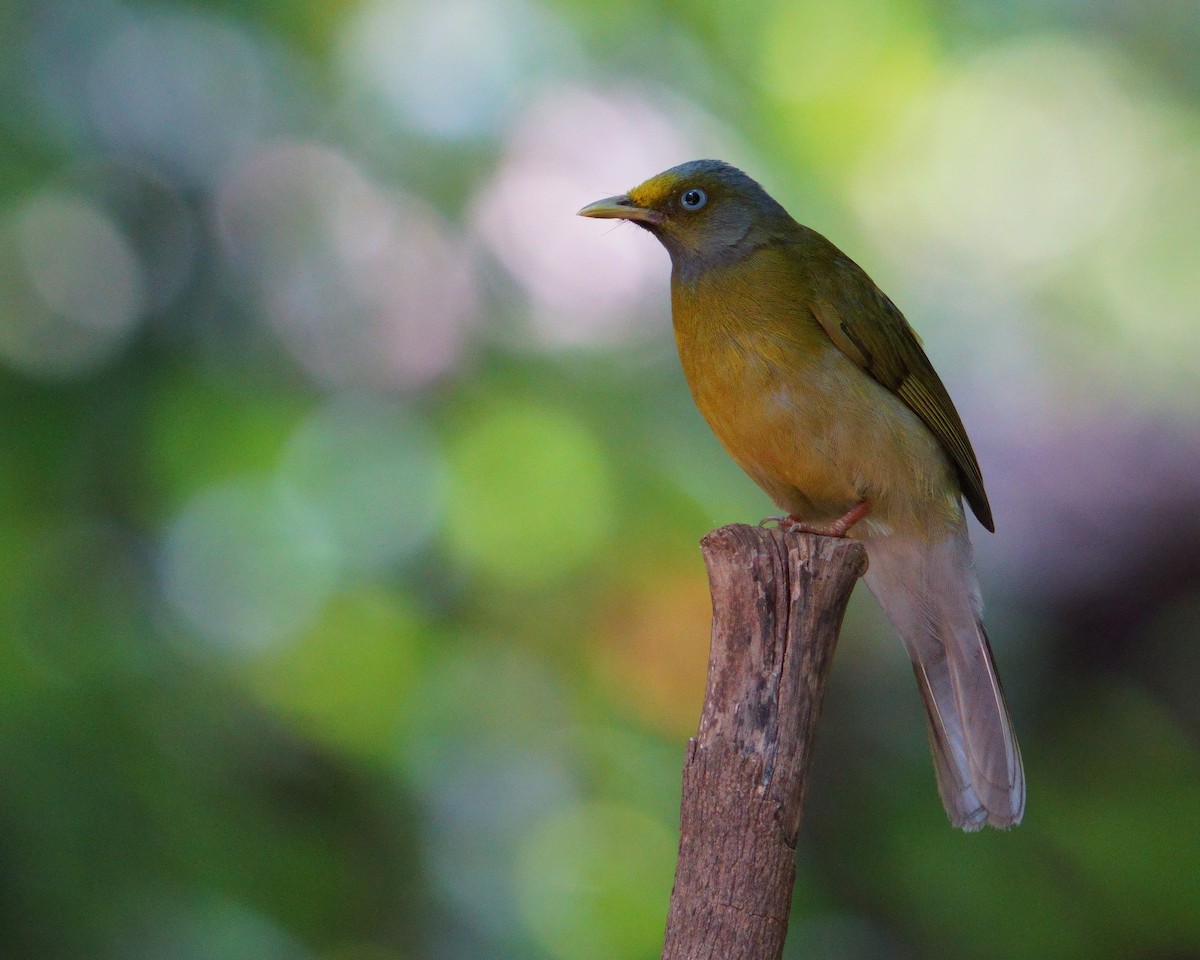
left=660, top=524, right=866, bottom=960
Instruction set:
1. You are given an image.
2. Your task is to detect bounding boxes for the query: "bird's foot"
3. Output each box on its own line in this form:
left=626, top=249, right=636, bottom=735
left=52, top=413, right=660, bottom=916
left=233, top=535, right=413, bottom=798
left=761, top=500, right=873, bottom=538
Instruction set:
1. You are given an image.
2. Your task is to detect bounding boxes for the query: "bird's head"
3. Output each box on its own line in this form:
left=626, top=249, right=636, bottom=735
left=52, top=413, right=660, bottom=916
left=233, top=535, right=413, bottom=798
left=577, top=159, right=792, bottom=277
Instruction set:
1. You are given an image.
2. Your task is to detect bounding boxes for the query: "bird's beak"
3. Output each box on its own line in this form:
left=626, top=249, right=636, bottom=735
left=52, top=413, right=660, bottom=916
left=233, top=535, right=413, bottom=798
left=577, top=194, right=663, bottom=226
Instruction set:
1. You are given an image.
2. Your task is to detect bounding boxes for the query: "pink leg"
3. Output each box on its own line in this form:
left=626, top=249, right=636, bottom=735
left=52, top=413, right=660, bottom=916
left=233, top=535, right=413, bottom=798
left=762, top=500, right=873, bottom=538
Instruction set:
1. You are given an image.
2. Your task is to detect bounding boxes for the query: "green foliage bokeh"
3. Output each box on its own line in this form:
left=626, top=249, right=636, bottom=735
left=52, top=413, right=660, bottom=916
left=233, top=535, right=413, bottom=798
left=1, top=0, right=1199, bottom=958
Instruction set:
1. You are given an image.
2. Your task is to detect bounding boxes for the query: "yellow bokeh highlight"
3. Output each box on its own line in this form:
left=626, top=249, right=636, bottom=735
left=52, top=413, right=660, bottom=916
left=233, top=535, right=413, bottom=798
left=591, top=570, right=712, bottom=738
left=757, top=0, right=940, bottom=176
left=244, top=587, right=423, bottom=760
left=444, top=399, right=614, bottom=586
left=854, top=38, right=1153, bottom=270
left=515, top=802, right=675, bottom=960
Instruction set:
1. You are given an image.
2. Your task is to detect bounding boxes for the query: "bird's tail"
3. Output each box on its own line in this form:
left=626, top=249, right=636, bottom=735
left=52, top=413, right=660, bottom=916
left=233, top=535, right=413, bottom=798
left=862, top=528, right=1024, bottom=830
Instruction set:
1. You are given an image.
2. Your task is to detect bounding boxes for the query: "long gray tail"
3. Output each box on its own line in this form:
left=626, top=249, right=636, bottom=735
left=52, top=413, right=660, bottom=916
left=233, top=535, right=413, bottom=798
left=863, top=528, right=1024, bottom=830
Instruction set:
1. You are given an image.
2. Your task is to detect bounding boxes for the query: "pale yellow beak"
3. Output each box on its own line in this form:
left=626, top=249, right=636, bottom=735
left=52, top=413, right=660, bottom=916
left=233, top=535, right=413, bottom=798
left=577, top=194, right=663, bottom=226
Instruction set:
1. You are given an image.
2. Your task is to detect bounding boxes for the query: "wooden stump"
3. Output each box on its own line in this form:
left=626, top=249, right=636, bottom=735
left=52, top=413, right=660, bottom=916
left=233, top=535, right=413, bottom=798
left=660, top=524, right=866, bottom=960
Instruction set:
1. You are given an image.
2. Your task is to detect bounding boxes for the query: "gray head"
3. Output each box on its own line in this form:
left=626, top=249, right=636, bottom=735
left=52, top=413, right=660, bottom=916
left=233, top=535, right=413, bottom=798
left=577, top=160, right=794, bottom=277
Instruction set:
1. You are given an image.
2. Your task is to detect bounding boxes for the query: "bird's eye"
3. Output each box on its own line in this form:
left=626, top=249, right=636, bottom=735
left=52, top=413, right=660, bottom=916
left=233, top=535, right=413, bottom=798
left=680, top=188, right=707, bottom=210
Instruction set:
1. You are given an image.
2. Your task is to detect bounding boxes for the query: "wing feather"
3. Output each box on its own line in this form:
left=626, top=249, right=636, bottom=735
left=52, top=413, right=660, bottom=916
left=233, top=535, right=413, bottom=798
left=806, top=247, right=994, bottom=531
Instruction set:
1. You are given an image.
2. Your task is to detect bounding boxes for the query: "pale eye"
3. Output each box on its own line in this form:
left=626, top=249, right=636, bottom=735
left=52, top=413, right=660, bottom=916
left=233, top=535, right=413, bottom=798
left=680, top=188, right=707, bottom=210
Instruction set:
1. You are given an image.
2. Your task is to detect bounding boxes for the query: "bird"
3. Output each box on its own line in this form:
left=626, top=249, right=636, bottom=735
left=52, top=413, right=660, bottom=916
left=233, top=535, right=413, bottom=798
left=578, top=159, right=1023, bottom=830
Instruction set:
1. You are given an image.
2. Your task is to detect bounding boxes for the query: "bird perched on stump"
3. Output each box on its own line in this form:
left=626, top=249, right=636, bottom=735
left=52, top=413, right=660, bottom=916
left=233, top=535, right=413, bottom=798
left=579, top=159, right=1024, bottom=830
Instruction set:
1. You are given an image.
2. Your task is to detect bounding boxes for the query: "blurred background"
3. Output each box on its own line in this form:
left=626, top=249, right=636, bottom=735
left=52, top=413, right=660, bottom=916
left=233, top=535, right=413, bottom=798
left=1, top=0, right=1199, bottom=957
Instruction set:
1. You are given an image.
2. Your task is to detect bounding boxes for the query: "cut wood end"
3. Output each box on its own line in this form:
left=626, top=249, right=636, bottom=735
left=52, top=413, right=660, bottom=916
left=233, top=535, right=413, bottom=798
left=701, top=524, right=868, bottom=571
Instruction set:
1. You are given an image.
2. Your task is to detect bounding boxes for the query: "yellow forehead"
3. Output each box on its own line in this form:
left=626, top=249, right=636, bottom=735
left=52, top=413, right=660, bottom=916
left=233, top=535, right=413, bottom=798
left=628, top=171, right=687, bottom=208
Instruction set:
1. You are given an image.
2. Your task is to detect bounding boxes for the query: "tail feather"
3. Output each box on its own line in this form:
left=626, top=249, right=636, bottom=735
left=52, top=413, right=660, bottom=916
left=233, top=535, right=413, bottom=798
left=864, top=529, right=1025, bottom=830
left=912, top=654, right=988, bottom=829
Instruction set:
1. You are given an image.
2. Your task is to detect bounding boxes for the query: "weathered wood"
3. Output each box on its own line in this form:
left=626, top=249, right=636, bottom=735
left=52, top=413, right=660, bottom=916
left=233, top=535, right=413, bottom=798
left=660, top=524, right=866, bottom=960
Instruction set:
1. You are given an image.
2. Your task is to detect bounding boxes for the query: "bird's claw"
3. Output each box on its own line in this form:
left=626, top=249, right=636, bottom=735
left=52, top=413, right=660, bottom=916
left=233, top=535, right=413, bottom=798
left=760, top=500, right=873, bottom=538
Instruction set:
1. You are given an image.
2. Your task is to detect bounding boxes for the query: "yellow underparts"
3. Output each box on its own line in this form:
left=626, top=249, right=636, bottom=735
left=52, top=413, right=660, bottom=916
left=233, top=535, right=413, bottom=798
left=672, top=260, right=962, bottom=540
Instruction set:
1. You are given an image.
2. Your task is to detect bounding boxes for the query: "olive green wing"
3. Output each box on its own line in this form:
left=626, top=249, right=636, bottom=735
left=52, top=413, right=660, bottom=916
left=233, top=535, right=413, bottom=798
left=808, top=250, right=994, bottom=532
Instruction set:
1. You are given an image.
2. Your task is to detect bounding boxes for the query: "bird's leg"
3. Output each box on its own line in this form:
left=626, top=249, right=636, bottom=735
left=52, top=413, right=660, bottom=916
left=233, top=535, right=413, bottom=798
left=762, top=500, right=873, bottom=538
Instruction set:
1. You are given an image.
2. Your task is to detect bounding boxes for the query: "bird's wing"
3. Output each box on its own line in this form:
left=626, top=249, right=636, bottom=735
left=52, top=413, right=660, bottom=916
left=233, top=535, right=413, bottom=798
left=807, top=251, right=994, bottom=531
